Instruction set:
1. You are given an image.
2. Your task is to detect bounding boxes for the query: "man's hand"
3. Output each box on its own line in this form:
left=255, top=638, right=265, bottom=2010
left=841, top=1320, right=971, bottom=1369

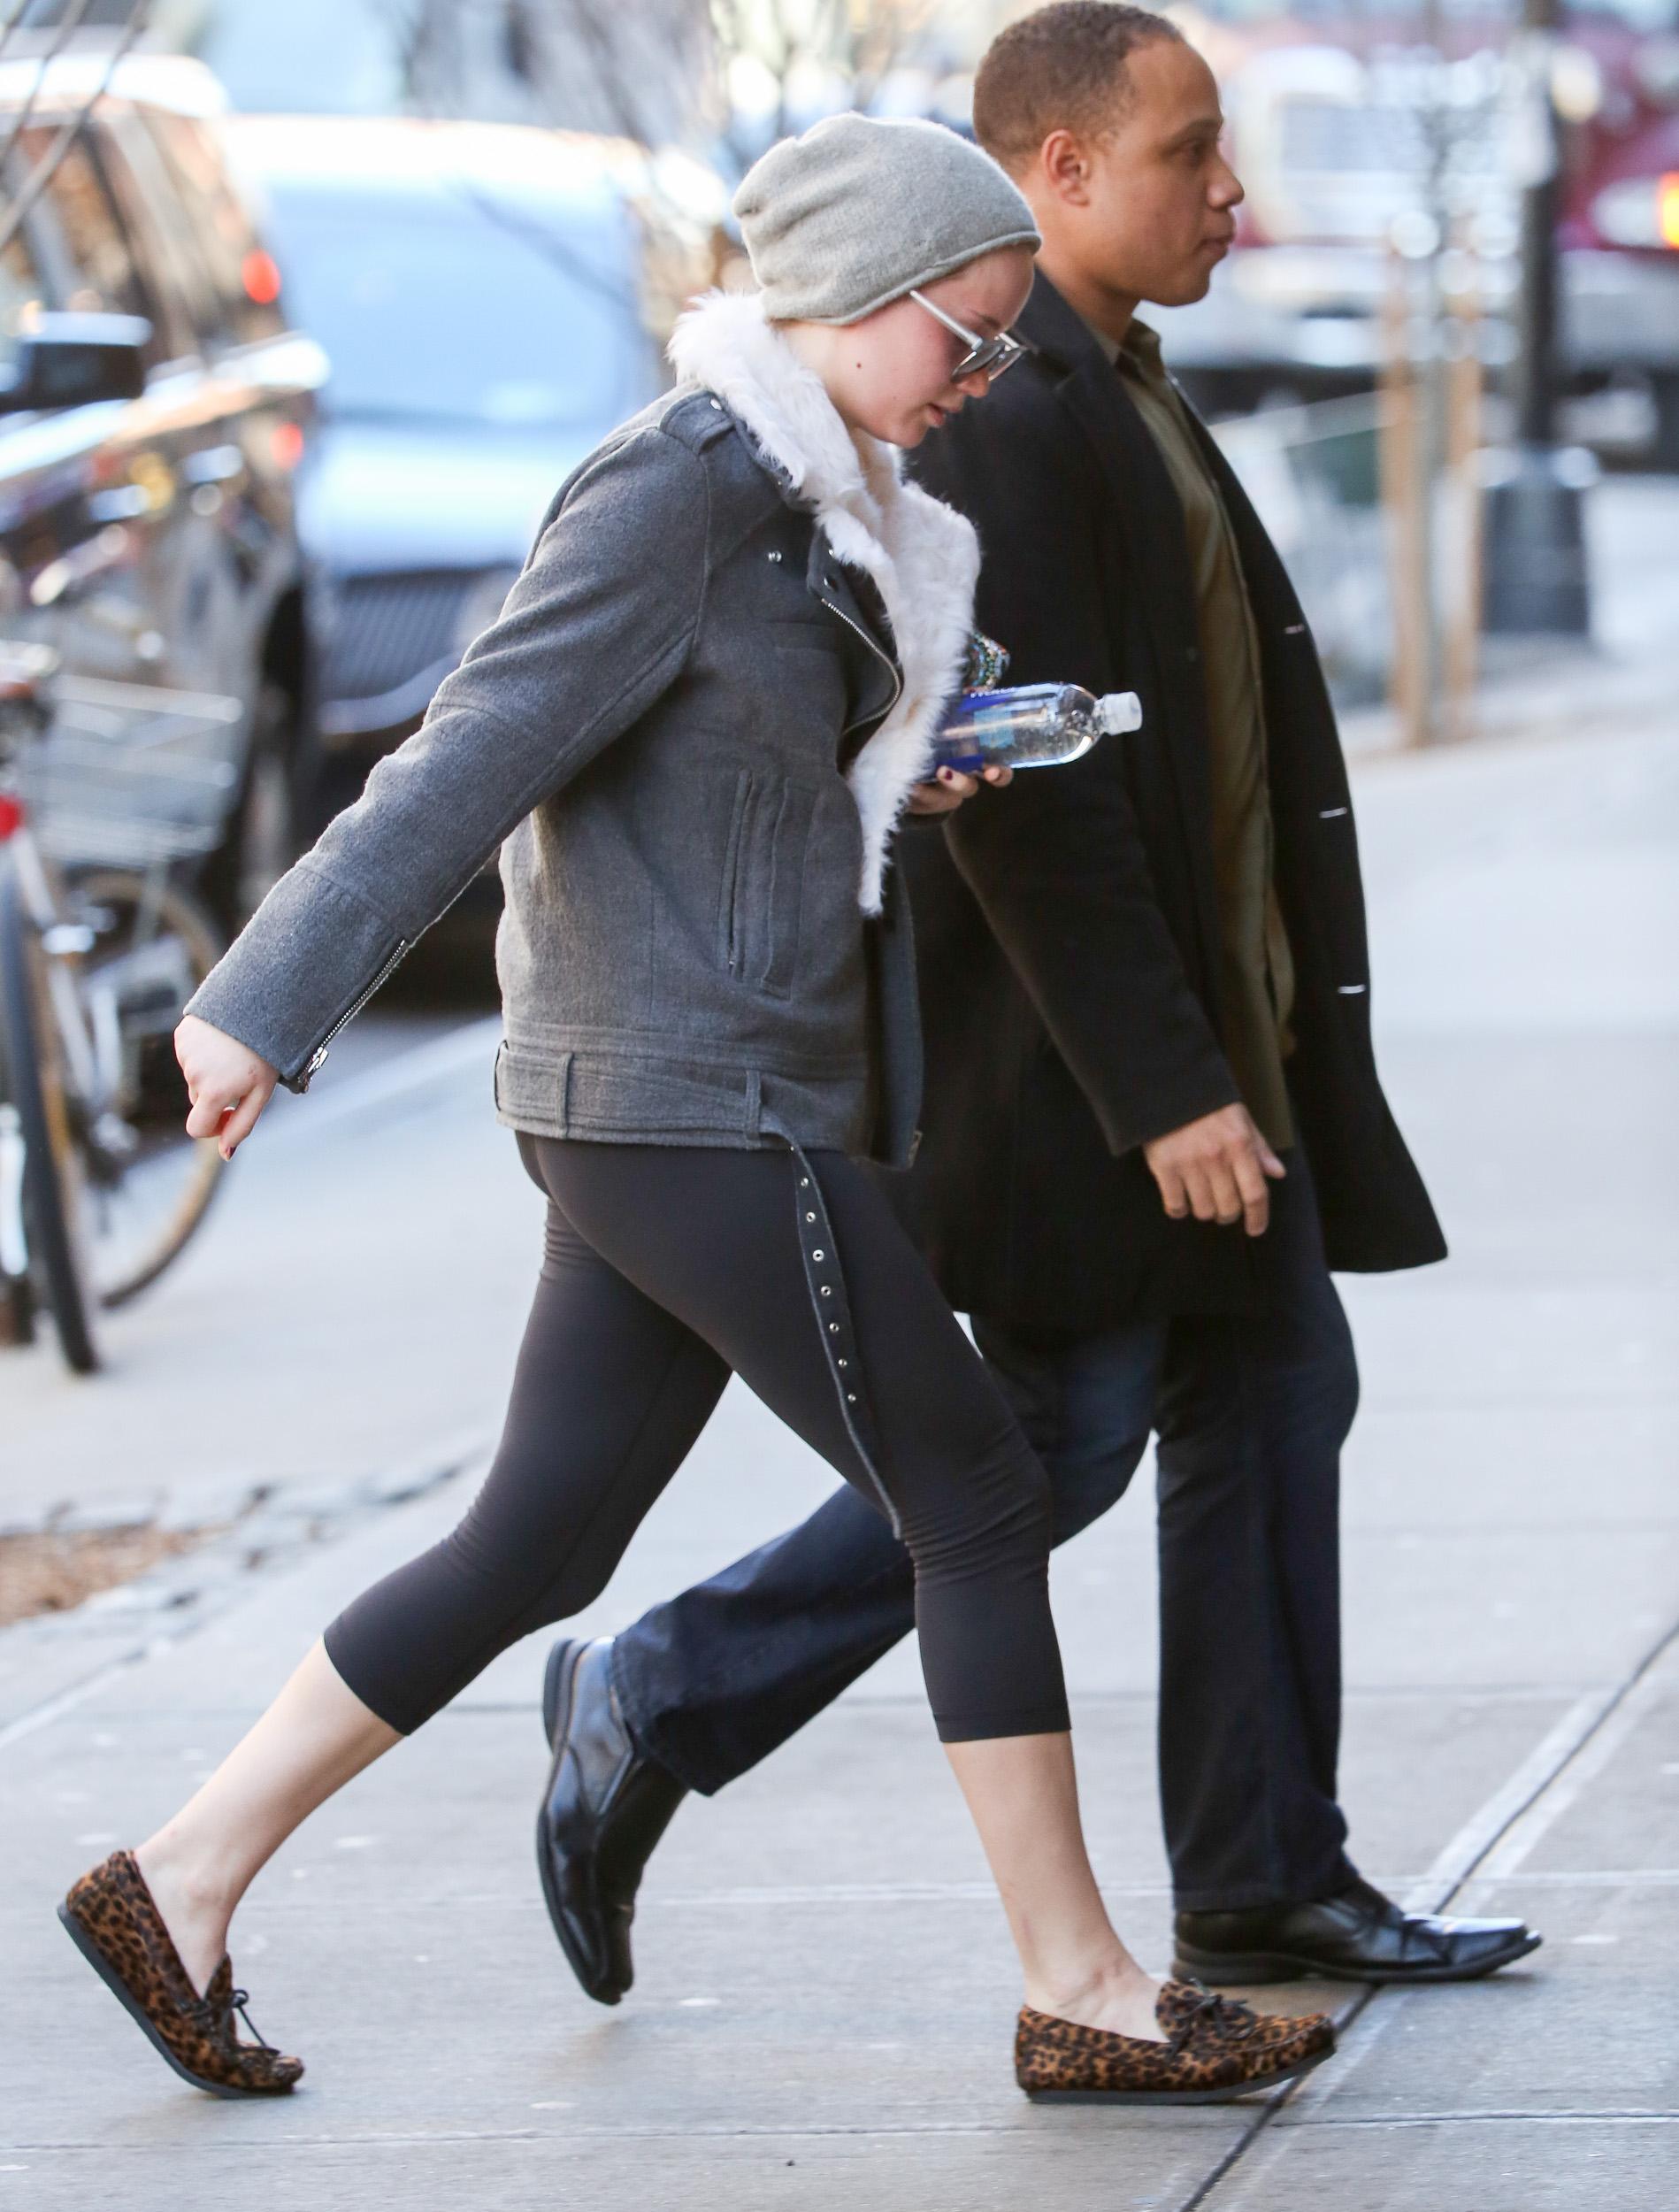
left=1143, top=1102, right=1286, bottom=1238
left=905, top=762, right=1014, bottom=817
left=175, top=1014, right=280, bottom=1161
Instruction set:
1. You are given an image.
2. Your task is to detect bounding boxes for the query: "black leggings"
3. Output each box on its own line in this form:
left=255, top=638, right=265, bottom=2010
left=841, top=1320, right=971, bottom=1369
left=324, top=1139, right=1067, bottom=1742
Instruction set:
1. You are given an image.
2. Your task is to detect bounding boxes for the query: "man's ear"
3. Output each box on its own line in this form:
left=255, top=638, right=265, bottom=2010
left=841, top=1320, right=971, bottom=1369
left=1038, top=127, right=1095, bottom=209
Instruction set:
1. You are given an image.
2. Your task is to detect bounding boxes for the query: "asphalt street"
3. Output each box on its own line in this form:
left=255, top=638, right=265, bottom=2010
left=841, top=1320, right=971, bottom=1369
left=2, top=518, right=1676, bottom=2206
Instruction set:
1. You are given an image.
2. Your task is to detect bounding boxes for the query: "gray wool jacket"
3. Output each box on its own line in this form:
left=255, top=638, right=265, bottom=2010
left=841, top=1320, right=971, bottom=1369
left=186, top=296, right=984, bottom=1171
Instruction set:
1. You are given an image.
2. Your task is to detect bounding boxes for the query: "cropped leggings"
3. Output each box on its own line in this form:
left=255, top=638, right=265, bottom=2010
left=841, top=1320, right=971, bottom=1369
left=324, top=1138, right=1068, bottom=1742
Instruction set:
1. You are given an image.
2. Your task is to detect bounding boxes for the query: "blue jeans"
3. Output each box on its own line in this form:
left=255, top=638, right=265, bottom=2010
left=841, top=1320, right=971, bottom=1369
left=613, top=1148, right=1361, bottom=1911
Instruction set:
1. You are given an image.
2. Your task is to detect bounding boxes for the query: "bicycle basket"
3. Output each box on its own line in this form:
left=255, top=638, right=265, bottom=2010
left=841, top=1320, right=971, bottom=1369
left=16, top=675, right=246, bottom=868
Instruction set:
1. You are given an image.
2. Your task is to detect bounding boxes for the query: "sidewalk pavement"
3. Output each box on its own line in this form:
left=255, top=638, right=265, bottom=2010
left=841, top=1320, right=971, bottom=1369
left=3, top=696, right=1676, bottom=2208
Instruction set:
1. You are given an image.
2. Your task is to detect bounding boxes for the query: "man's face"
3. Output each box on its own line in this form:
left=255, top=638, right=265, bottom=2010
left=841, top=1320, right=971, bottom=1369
left=1078, top=39, right=1242, bottom=306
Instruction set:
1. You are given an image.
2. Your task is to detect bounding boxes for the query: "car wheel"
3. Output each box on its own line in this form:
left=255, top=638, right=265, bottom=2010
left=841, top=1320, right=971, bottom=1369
left=203, top=682, right=299, bottom=930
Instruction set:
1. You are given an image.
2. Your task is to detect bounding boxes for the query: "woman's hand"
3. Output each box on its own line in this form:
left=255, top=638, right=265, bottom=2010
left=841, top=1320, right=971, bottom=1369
left=175, top=1015, right=280, bottom=1161
left=905, top=762, right=1014, bottom=817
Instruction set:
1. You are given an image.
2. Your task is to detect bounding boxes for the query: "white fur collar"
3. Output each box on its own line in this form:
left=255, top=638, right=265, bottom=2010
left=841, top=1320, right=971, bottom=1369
left=669, top=290, right=978, bottom=914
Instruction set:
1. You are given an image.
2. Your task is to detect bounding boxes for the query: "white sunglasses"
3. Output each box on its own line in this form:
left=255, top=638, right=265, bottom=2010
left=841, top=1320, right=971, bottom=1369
left=908, top=289, right=1028, bottom=383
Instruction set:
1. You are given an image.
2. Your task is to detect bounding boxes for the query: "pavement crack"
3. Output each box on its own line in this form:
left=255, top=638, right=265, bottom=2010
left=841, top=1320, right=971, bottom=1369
left=1174, top=1603, right=1679, bottom=2212
left=4, top=2120, right=1088, bottom=2153
left=1288, top=2110, right=1679, bottom=2129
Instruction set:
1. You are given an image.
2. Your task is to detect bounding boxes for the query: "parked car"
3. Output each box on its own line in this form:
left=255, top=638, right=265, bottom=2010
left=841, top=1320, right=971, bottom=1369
left=1153, top=0, right=1679, bottom=462
left=0, top=52, right=326, bottom=923
left=215, top=115, right=726, bottom=863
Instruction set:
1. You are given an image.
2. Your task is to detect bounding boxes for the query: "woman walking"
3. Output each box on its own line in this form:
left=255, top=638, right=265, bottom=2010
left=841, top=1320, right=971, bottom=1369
left=59, top=115, right=1333, bottom=2108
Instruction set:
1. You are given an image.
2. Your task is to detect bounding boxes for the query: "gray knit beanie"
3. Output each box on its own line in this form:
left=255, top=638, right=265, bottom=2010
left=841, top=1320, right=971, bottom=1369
left=732, top=113, right=1040, bottom=325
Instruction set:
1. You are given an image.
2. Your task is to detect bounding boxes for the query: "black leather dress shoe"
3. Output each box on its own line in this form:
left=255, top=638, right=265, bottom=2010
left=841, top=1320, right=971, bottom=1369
left=536, top=1637, right=687, bottom=2006
left=1174, top=1876, right=1542, bottom=1986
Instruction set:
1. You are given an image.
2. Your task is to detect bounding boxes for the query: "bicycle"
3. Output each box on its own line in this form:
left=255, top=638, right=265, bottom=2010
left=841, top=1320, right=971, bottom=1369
left=0, top=643, right=245, bottom=1372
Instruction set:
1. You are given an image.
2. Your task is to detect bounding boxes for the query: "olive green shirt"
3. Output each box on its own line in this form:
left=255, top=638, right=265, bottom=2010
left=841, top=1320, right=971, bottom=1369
left=1084, top=313, right=1297, bottom=1151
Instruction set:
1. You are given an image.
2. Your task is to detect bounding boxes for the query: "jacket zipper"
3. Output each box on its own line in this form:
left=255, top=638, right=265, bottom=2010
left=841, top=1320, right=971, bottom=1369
left=722, top=777, right=754, bottom=975
left=819, top=588, right=905, bottom=736
left=300, top=937, right=411, bottom=1088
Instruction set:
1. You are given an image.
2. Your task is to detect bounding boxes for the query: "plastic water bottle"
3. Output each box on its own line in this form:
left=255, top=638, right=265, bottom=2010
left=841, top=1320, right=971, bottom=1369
left=931, top=683, right=1143, bottom=775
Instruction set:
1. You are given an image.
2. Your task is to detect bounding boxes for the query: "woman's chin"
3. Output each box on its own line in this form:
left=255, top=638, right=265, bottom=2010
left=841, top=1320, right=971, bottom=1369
left=847, top=403, right=936, bottom=449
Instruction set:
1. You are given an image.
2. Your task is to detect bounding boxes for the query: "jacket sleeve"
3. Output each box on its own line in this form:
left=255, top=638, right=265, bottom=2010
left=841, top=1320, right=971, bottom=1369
left=186, top=426, right=710, bottom=1089
left=911, top=388, right=1239, bottom=1156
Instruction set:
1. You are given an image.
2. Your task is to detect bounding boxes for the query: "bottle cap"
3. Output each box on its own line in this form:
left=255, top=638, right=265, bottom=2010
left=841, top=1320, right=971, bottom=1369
left=1095, top=692, right=1143, bottom=736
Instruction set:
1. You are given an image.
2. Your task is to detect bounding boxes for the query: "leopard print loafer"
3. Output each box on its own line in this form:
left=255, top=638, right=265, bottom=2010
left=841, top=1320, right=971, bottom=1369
left=59, top=1850, right=303, bottom=2099
left=1016, top=1977, right=1334, bottom=2103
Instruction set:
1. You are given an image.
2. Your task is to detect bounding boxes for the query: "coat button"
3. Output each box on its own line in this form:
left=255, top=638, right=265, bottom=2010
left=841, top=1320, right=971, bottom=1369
left=767, top=549, right=783, bottom=563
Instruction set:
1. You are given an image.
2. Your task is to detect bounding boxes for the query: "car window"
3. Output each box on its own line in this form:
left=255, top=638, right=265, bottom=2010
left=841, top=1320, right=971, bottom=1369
left=97, top=114, right=224, bottom=357
left=254, top=180, right=652, bottom=427
left=146, top=112, right=287, bottom=349
left=20, top=128, right=161, bottom=359
left=0, top=226, right=45, bottom=382
left=1568, top=0, right=1679, bottom=25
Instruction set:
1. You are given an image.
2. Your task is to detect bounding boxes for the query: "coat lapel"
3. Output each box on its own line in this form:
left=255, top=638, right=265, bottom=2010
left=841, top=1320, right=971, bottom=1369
left=1019, top=277, right=1223, bottom=957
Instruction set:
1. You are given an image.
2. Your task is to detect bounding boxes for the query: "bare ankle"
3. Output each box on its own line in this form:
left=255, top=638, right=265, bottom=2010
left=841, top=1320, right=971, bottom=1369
left=1027, top=1949, right=1147, bottom=2017
left=1026, top=1953, right=1163, bottom=2039
left=134, top=1835, right=240, bottom=1932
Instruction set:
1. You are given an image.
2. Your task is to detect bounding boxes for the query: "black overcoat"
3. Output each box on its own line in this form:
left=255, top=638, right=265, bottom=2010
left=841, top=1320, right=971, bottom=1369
left=889, top=273, right=1446, bottom=1326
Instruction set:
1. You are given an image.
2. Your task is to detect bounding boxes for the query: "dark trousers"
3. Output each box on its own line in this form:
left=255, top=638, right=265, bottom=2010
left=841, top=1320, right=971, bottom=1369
left=326, top=1140, right=1063, bottom=1741
left=613, top=1146, right=1361, bottom=1911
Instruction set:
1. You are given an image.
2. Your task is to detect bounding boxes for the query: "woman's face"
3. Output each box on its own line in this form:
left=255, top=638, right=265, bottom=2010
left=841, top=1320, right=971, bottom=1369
left=786, top=245, right=1037, bottom=448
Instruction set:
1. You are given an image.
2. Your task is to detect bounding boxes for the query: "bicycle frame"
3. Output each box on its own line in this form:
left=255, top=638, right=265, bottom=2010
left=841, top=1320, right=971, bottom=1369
left=1, top=650, right=234, bottom=1357
left=0, top=1094, right=21, bottom=1280
left=2, top=810, right=111, bottom=1137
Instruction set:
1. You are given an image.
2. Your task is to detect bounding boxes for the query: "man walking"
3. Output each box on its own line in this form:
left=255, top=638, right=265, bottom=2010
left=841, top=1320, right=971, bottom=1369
left=535, top=4, right=1539, bottom=2000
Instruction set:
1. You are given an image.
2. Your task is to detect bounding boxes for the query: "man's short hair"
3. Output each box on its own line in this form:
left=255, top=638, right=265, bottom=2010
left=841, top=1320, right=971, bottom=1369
left=972, top=4, right=1184, bottom=173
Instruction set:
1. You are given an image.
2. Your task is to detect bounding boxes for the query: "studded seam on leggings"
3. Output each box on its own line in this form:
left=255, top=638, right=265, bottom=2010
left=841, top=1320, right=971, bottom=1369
left=788, top=1145, right=901, bottom=1537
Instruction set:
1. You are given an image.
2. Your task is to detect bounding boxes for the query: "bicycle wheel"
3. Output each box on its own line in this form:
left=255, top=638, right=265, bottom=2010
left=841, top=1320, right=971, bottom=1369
left=0, top=844, right=99, bottom=1371
left=73, top=868, right=226, bottom=1308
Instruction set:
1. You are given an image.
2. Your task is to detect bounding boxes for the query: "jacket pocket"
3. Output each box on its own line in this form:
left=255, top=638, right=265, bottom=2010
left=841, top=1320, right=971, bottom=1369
left=717, top=769, right=817, bottom=1000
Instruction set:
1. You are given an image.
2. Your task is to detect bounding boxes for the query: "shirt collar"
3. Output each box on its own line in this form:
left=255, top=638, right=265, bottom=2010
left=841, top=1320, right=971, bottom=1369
left=1075, top=309, right=1121, bottom=365
left=1121, top=318, right=1166, bottom=375
left=1072, top=310, right=1167, bottom=379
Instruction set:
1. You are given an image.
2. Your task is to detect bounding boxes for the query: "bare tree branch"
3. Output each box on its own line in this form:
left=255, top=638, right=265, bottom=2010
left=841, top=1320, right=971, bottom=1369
left=0, top=0, right=150, bottom=261
left=0, top=0, right=100, bottom=173
left=0, top=0, right=43, bottom=71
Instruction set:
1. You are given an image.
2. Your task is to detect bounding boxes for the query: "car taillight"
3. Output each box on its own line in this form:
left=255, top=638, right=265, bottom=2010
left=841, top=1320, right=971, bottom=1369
left=1591, top=173, right=1679, bottom=249
left=0, top=795, right=23, bottom=840
left=242, top=249, right=282, bottom=306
